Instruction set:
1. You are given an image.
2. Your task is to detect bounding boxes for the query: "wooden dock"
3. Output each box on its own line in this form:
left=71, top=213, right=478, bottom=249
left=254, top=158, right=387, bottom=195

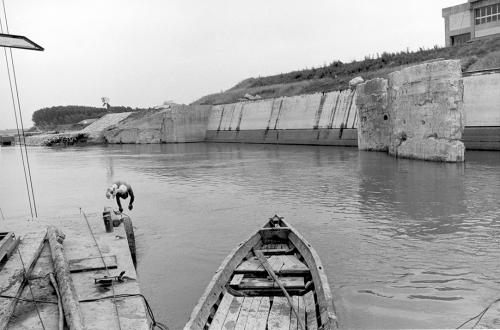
left=0, top=210, right=150, bottom=329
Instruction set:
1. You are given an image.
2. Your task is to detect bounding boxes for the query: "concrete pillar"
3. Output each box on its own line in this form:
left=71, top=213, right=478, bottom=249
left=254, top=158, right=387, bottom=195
left=387, top=60, right=465, bottom=162
left=355, top=78, right=390, bottom=151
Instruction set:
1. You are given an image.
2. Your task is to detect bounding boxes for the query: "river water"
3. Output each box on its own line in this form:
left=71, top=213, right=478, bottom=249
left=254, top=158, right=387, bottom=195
left=1, top=143, right=499, bottom=329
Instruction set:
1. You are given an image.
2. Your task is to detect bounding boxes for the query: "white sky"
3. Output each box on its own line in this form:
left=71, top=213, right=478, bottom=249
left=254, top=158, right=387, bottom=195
left=1, top=0, right=464, bottom=129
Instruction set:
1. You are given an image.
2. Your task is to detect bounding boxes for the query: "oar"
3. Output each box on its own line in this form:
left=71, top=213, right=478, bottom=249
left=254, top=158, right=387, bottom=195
left=253, top=249, right=306, bottom=330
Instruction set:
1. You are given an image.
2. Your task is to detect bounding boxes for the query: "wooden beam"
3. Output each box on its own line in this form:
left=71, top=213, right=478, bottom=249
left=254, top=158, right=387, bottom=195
left=47, top=226, right=86, bottom=330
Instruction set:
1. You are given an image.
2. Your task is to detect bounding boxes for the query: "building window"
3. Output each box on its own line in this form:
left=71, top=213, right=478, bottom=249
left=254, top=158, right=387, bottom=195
left=475, top=3, right=500, bottom=25
left=451, top=33, right=471, bottom=46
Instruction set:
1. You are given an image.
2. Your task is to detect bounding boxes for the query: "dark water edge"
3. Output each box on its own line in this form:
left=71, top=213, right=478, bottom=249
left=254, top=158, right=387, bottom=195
left=1, top=143, right=499, bottom=329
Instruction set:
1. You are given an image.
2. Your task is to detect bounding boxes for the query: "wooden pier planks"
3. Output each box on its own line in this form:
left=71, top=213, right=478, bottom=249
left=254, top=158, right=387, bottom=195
left=0, top=231, right=47, bottom=330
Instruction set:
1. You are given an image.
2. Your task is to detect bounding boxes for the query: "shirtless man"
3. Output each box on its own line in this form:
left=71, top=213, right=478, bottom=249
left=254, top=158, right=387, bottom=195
left=106, top=181, right=135, bottom=213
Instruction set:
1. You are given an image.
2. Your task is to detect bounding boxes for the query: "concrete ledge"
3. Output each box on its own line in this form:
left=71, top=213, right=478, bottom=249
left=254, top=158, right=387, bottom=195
left=206, top=129, right=357, bottom=146
left=206, top=127, right=499, bottom=150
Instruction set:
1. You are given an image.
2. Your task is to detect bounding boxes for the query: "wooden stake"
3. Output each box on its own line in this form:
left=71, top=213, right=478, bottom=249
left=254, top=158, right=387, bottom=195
left=47, top=226, right=86, bottom=330
left=253, top=249, right=305, bottom=330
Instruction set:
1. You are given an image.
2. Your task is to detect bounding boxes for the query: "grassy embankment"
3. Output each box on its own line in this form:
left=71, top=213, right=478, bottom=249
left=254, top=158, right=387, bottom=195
left=194, top=36, right=500, bottom=105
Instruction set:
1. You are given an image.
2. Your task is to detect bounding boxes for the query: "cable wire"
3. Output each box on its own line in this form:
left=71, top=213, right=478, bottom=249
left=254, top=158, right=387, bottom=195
left=457, top=298, right=500, bottom=329
left=1, top=0, right=38, bottom=218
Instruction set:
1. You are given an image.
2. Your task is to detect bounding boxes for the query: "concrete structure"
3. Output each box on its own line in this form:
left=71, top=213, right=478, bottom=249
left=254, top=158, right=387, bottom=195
left=356, top=78, right=390, bottom=151
left=443, top=0, right=500, bottom=46
left=205, top=91, right=359, bottom=146
left=462, top=70, right=500, bottom=149
left=356, top=60, right=466, bottom=162
left=0, top=136, right=15, bottom=146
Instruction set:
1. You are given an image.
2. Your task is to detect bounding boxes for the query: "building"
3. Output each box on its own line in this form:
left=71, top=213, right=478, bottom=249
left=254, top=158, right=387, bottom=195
left=443, top=0, right=500, bottom=46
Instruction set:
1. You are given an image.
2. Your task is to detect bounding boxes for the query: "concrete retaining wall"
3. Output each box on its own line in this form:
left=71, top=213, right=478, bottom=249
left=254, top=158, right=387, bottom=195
left=205, top=89, right=358, bottom=146
left=463, top=73, right=500, bottom=127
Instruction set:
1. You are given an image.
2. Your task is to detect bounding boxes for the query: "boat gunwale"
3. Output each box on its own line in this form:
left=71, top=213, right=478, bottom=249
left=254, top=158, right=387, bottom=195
left=283, top=219, right=338, bottom=329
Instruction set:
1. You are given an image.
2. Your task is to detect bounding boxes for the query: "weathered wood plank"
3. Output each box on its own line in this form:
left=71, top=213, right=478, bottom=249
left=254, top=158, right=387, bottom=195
left=238, top=277, right=305, bottom=289
left=252, top=297, right=270, bottom=330
left=0, top=231, right=47, bottom=330
left=234, top=297, right=254, bottom=330
left=304, top=292, right=318, bottom=330
left=48, top=225, right=86, bottom=330
left=221, top=296, right=244, bottom=330
left=230, top=274, right=244, bottom=286
left=241, top=297, right=262, bottom=330
left=208, top=292, right=234, bottom=330
left=290, top=296, right=299, bottom=330
left=236, top=255, right=308, bottom=275
left=267, top=297, right=291, bottom=330
left=68, top=255, right=117, bottom=273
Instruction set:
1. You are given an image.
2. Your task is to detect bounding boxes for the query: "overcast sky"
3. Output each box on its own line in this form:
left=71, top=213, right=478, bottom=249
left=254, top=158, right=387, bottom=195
left=0, top=0, right=464, bottom=129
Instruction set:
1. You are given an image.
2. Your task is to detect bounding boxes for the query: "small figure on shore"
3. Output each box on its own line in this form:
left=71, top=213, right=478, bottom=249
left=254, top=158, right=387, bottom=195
left=106, top=181, right=134, bottom=213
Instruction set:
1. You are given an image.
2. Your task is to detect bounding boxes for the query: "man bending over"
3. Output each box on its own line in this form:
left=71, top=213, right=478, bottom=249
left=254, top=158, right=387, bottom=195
left=106, top=181, right=134, bottom=213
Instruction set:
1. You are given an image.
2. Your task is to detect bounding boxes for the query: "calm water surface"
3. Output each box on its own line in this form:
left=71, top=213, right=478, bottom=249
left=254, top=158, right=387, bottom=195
left=1, top=143, right=500, bottom=329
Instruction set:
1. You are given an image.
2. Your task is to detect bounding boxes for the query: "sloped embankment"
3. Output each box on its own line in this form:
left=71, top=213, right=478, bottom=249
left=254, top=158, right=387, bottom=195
left=103, top=105, right=212, bottom=144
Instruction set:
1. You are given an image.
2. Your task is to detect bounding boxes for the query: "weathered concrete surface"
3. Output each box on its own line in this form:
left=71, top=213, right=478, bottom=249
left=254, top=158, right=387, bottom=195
left=276, top=93, right=322, bottom=129
left=387, top=60, right=465, bottom=162
left=103, top=105, right=211, bottom=143
left=162, top=105, right=212, bottom=142
left=463, top=73, right=500, bottom=127
left=239, top=99, right=275, bottom=130
left=356, top=78, right=390, bottom=151
left=205, top=128, right=358, bottom=146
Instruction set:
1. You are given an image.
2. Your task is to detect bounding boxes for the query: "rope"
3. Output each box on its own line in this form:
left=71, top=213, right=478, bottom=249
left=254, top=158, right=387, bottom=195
left=0, top=207, right=5, bottom=221
left=457, top=298, right=500, bottom=329
left=0, top=0, right=37, bottom=219
left=80, top=208, right=123, bottom=330
left=15, top=248, right=47, bottom=330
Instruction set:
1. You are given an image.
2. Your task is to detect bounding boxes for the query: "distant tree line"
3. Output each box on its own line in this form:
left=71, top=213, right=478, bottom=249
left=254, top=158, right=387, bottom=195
left=32, top=105, right=151, bottom=128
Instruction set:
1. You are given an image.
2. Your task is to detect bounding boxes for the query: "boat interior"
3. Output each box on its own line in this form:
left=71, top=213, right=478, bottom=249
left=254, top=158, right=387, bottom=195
left=204, top=216, right=325, bottom=330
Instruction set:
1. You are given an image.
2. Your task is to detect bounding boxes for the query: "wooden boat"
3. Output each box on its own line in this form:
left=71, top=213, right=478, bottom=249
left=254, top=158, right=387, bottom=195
left=185, top=215, right=337, bottom=330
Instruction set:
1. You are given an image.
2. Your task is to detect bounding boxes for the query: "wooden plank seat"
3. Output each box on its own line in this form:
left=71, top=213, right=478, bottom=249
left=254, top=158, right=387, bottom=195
left=235, top=277, right=305, bottom=290
left=235, top=255, right=309, bottom=275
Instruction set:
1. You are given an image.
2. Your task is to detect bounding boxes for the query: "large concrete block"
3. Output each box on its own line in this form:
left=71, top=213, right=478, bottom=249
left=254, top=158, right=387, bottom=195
left=276, top=93, right=322, bottom=129
left=388, top=60, right=465, bottom=162
left=238, top=99, right=274, bottom=130
left=463, top=73, right=500, bottom=127
left=356, top=78, right=390, bottom=151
